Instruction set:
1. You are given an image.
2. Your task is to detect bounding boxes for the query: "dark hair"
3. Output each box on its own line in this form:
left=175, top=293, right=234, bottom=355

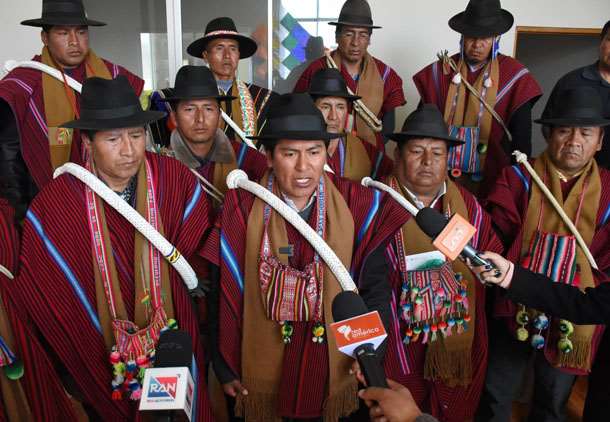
left=42, top=25, right=53, bottom=33
left=335, top=24, right=373, bottom=37
left=602, top=20, right=610, bottom=40
left=83, top=129, right=98, bottom=140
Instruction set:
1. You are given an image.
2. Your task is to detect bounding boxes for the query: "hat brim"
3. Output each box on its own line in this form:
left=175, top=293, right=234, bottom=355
left=448, top=10, right=514, bottom=37
left=534, top=117, right=610, bottom=127
left=248, top=130, right=337, bottom=142
left=161, top=92, right=236, bottom=103
left=309, top=91, right=361, bottom=102
left=21, top=17, right=106, bottom=27
left=187, top=34, right=258, bottom=59
left=61, top=110, right=166, bottom=131
left=328, top=21, right=381, bottom=29
left=388, top=131, right=465, bottom=147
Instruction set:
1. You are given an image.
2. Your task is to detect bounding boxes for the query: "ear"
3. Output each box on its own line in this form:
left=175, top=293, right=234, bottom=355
left=393, top=143, right=401, bottom=161
left=81, top=132, right=93, bottom=154
left=202, top=50, right=209, bottom=64
left=169, top=110, right=177, bottom=128
left=265, top=147, right=273, bottom=168
left=597, top=129, right=604, bottom=152
left=41, top=30, right=48, bottom=46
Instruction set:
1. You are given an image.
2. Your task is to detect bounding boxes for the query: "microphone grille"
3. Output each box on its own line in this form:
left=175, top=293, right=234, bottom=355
left=332, top=291, right=368, bottom=322
left=414, top=207, right=448, bottom=238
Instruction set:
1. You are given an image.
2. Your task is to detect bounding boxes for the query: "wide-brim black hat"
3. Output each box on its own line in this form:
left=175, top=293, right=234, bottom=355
left=62, top=76, right=165, bottom=130
left=187, top=17, right=258, bottom=59
left=162, top=65, right=235, bottom=102
left=21, top=0, right=106, bottom=27
left=388, top=104, right=464, bottom=146
left=535, top=87, right=610, bottom=127
left=309, top=68, right=361, bottom=102
left=249, top=93, right=336, bottom=142
left=328, top=0, right=381, bottom=29
left=448, top=0, right=514, bottom=37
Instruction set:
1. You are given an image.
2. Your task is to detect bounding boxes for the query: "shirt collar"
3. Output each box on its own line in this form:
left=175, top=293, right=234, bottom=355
left=402, top=181, right=447, bottom=209
left=582, top=62, right=610, bottom=87
left=170, top=128, right=234, bottom=169
left=217, top=79, right=234, bottom=94
left=281, top=190, right=317, bottom=213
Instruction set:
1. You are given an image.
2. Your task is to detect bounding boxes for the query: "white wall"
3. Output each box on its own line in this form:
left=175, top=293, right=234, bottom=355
left=0, top=0, right=44, bottom=65
left=368, top=0, right=608, bottom=125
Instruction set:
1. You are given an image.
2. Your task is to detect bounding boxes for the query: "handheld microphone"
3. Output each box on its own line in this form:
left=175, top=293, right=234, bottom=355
left=139, top=330, right=195, bottom=421
left=331, top=291, right=388, bottom=388
left=415, top=207, right=501, bottom=277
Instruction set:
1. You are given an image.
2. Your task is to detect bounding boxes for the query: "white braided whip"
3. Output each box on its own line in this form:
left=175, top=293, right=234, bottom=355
left=54, top=163, right=199, bottom=289
left=226, top=170, right=356, bottom=291
left=0, top=265, right=14, bottom=280
left=512, top=150, right=598, bottom=270
left=361, top=177, right=419, bottom=216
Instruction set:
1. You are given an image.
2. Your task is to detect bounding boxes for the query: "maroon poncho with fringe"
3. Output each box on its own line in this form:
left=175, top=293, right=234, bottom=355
left=203, top=174, right=410, bottom=419
left=382, top=183, right=502, bottom=422
left=15, top=154, right=214, bottom=421
left=0, top=55, right=143, bottom=190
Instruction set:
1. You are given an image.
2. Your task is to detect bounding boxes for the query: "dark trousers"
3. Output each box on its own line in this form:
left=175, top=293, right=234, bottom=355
left=583, top=331, right=610, bottom=422
left=476, top=320, right=576, bottom=422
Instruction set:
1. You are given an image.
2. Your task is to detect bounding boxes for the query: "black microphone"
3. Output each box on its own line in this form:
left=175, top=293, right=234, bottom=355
left=332, top=291, right=388, bottom=388
left=415, top=207, right=501, bottom=276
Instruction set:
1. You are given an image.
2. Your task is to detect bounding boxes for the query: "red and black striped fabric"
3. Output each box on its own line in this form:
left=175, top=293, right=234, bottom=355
left=203, top=174, right=410, bottom=418
left=0, top=55, right=144, bottom=191
left=15, top=154, right=214, bottom=421
left=383, top=184, right=502, bottom=422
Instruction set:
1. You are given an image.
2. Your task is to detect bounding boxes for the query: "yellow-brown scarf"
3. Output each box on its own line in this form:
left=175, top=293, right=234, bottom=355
left=239, top=172, right=358, bottom=421
left=332, top=51, right=384, bottom=147
left=520, top=152, right=600, bottom=371
left=390, top=176, right=476, bottom=386
left=443, top=58, right=499, bottom=173
left=93, top=163, right=175, bottom=351
left=41, top=47, right=112, bottom=170
left=337, top=133, right=372, bottom=181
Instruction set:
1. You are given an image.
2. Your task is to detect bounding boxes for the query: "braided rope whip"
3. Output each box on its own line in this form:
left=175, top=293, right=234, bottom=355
left=513, top=150, right=598, bottom=270
left=226, top=169, right=357, bottom=292
left=54, top=163, right=199, bottom=289
left=325, top=53, right=383, bottom=132
left=361, top=177, right=419, bottom=216
left=0, top=265, right=13, bottom=280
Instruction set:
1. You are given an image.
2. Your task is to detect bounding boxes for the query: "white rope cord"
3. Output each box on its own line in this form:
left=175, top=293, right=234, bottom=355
left=513, top=150, right=598, bottom=270
left=361, top=177, right=419, bottom=216
left=0, top=265, right=14, bottom=280
left=325, top=53, right=382, bottom=132
left=54, top=163, right=199, bottom=289
left=226, top=169, right=357, bottom=292
left=189, top=169, right=224, bottom=204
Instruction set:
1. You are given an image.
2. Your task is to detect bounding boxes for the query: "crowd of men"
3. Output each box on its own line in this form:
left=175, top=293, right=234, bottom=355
left=0, top=0, right=609, bottom=421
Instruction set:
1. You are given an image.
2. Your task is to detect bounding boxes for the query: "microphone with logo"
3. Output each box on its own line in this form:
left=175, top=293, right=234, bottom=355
left=415, top=207, right=502, bottom=278
left=139, top=330, right=195, bottom=421
left=330, top=291, right=388, bottom=388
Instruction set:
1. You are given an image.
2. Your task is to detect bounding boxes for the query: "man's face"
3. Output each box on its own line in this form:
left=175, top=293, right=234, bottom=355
left=463, top=36, right=493, bottom=64
left=202, top=38, right=240, bottom=80
left=41, top=25, right=89, bottom=69
left=394, top=138, right=448, bottom=197
left=336, top=26, right=371, bottom=65
left=600, top=30, right=610, bottom=69
left=266, top=140, right=327, bottom=209
left=315, top=97, right=348, bottom=134
left=546, top=126, right=603, bottom=176
left=84, top=126, right=146, bottom=190
left=171, top=98, right=220, bottom=146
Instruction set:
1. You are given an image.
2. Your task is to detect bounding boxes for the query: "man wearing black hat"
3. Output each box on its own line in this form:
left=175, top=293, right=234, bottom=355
left=309, top=68, right=393, bottom=181
left=378, top=104, right=502, bottom=422
left=0, top=0, right=144, bottom=221
left=481, top=87, right=610, bottom=421
left=413, top=0, right=542, bottom=198
left=294, top=0, right=406, bottom=150
left=158, top=65, right=267, bottom=199
left=186, top=17, right=276, bottom=142
left=202, top=93, right=410, bottom=421
left=542, top=20, right=610, bottom=169
left=14, top=76, right=215, bottom=421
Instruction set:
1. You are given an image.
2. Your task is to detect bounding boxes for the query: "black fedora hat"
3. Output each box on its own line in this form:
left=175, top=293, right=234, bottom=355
left=535, top=87, right=610, bottom=127
left=162, top=65, right=235, bottom=102
left=21, top=0, right=106, bottom=27
left=61, top=76, right=165, bottom=130
left=249, top=93, right=335, bottom=142
left=448, top=0, right=514, bottom=37
left=309, top=68, right=361, bottom=102
left=329, top=0, right=381, bottom=29
left=388, top=104, right=464, bottom=146
left=187, top=17, right=258, bottom=60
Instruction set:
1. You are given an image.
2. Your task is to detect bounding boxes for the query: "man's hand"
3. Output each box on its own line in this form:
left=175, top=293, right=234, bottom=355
left=222, top=379, right=248, bottom=397
left=359, top=379, right=422, bottom=422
